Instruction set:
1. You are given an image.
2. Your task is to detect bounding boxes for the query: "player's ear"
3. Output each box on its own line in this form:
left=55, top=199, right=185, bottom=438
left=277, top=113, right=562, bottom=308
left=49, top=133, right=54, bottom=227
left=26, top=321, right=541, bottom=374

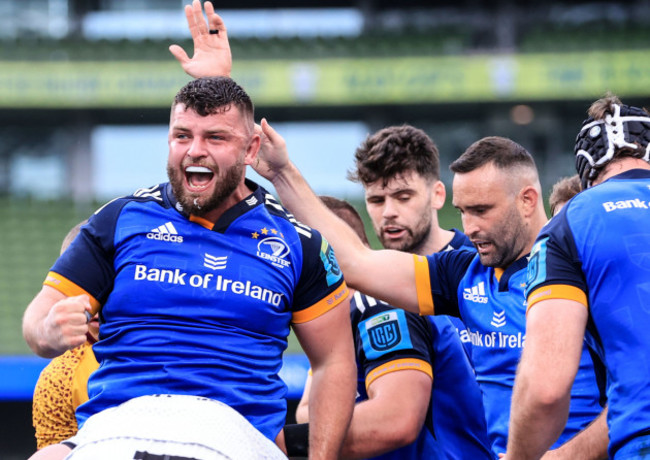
left=244, top=132, right=261, bottom=166
left=518, top=185, right=540, bottom=217
left=431, top=180, right=446, bottom=211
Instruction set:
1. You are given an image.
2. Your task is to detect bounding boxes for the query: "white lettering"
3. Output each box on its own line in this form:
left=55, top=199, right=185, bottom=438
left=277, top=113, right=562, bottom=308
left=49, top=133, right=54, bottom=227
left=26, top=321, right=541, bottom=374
left=132, top=265, right=284, bottom=306
left=134, top=265, right=147, bottom=280
left=202, top=274, right=213, bottom=288
left=603, top=198, right=649, bottom=212
left=232, top=281, right=245, bottom=294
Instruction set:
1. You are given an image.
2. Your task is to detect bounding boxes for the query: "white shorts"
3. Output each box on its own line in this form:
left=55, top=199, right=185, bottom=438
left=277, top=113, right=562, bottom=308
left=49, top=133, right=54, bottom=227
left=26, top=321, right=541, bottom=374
left=64, top=394, right=286, bottom=460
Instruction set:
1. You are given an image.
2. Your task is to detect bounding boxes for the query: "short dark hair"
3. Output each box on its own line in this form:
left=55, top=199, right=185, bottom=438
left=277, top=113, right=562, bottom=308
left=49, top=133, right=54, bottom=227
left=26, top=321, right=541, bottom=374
left=61, top=219, right=88, bottom=255
left=173, top=76, right=254, bottom=124
left=450, top=136, right=536, bottom=174
left=319, top=196, right=369, bottom=246
left=348, top=125, right=440, bottom=187
left=549, top=175, right=581, bottom=216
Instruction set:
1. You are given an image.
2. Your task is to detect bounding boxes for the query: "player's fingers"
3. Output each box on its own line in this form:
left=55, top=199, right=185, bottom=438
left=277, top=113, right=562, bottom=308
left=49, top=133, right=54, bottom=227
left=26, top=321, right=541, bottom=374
left=184, top=4, right=199, bottom=39
left=192, top=0, right=208, bottom=35
left=169, top=44, right=190, bottom=64
left=205, top=3, right=228, bottom=39
left=261, top=118, right=284, bottom=146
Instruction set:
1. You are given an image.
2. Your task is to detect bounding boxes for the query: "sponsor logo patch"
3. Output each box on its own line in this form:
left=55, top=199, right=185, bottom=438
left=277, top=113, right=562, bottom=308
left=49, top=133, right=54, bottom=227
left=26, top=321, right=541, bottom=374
left=463, top=281, right=488, bottom=303
left=319, top=239, right=342, bottom=286
left=147, top=222, right=184, bottom=243
left=359, top=310, right=412, bottom=360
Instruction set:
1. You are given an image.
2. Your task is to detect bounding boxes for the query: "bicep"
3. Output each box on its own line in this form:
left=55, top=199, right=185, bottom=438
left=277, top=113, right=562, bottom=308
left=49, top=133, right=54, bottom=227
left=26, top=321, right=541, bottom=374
left=366, top=369, right=432, bottom=422
left=345, top=247, right=420, bottom=315
left=524, top=298, right=588, bottom=389
left=293, top=296, right=354, bottom=369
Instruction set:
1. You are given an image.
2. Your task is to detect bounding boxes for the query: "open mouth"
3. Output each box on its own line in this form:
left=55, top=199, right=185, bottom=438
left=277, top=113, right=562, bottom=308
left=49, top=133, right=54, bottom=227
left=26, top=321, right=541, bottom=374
left=185, top=165, right=214, bottom=190
left=383, top=226, right=406, bottom=239
left=473, top=241, right=492, bottom=252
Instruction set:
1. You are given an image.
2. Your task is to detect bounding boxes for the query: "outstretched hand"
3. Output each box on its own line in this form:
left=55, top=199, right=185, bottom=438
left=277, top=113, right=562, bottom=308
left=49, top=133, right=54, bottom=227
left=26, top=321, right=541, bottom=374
left=253, top=118, right=291, bottom=182
left=169, top=0, right=232, bottom=78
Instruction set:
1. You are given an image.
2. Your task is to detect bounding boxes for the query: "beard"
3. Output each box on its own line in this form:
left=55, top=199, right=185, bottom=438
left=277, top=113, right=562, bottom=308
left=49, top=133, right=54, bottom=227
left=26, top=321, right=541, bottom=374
left=167, top=158, right=244, bottom=218
left=475, top=209, right=528, bottom=268
left=377, top=211, right=432, bottom=254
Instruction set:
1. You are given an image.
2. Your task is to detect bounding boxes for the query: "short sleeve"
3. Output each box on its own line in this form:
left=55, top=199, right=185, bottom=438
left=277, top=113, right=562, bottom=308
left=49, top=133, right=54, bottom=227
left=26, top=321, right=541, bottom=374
left=290, top=231, right=348, bottom=324
left=353, top=297, right=433, bottom=390
left=526, top=208, right=588, bottom=312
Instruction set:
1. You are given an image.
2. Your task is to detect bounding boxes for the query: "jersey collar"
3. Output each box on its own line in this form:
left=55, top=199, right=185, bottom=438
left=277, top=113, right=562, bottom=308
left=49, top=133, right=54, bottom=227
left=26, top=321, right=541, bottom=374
left=494, top=255, right=529, bottom=292
left=165, top=179, right=265, bottom=233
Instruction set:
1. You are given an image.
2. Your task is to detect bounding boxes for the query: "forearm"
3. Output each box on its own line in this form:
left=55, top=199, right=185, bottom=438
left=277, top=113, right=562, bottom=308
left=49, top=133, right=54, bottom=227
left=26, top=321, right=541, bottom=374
left=271, top=162, right=368, bottom=273
left=541, top=407, right=608, bottom=460
left=23, top=297, right=58, bottom=357
left=507, top=381, right=570, bottom=459
left=308, top=360, right=356, bottom=460
left=340, top=399, right=417, bottom=459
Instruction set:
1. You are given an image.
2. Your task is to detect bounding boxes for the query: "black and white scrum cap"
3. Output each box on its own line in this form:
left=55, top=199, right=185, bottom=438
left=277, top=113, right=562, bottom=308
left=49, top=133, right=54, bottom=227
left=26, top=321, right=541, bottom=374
left=574, top=102, right=650, bottom=188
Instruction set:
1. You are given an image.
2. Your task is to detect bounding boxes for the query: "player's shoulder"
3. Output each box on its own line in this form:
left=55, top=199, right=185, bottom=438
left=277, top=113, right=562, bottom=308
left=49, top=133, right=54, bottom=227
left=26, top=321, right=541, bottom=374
left=257, top=187, right=323, bottom=245
left=91, top=183, right=173, bottom=220
left=444, top=228, right=473, bottom=252
left=352, top=291, right=424, bottom=322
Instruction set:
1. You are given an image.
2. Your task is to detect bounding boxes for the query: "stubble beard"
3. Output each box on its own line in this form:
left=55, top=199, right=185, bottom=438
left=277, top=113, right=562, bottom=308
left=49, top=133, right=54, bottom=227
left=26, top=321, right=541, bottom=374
left=378, top=210, right=432, bottom=254
left=477, top=212, right=528, bottom=269
left=167, top=159, right=244, bottom=217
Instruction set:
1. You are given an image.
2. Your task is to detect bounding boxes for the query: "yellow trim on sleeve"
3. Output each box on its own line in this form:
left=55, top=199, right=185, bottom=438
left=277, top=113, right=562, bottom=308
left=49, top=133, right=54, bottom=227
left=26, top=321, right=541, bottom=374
left=365, top=358, right=433, bottom=390
left=413, top=255, right=434, bottom=316
left=44, top=272, right=101, bottom=314
left=527, top=284, right=588, bottom=313
left=292, top=282, right=349, bottom=324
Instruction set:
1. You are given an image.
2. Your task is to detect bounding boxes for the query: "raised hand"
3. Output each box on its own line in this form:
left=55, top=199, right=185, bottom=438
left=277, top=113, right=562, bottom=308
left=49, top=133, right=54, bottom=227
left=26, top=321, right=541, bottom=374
left=169, top=0, right=232, bottom=78
left=254, top=118, right=291, bottom=182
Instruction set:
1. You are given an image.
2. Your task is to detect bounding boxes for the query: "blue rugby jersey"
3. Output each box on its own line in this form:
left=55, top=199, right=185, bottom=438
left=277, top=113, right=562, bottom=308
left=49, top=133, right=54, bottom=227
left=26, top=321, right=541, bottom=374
left=43, top=180, right=348, bottom=441
left=527, top=169, right=650, bottom=457
left=439, top=228, right=474, bottom=356
left=351, top=293, right=493, bottom=460
left=413, top=249, right=602, bottom=456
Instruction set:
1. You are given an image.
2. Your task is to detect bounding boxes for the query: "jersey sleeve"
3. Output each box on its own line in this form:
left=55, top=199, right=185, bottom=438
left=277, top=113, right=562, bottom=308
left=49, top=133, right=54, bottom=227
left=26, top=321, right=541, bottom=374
left=415, top=248, right=475, bottom=317
left=43, top=198, right=127, bottom=310
left=290, top=230, right=349, bottom=324
left=353, top=297, right=433, bottom=391
left=526, top=208, right=589, bottom=313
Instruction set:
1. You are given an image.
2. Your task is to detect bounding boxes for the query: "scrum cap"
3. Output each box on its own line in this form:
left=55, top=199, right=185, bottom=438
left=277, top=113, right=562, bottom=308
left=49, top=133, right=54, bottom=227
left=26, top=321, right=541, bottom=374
left=574, top=103, right=650, bottom=188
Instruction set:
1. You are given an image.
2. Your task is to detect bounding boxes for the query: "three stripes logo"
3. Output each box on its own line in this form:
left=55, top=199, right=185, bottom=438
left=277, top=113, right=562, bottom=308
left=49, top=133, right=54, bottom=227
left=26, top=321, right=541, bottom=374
left=147, top=222, right=184, bottom=243
left=462, top=282, right=488, bottom=304
left=491, top=310, right=506, bottom=328
left=204, top=253, right=227, bottom=270
left=134, top=185, right=163, bottom=202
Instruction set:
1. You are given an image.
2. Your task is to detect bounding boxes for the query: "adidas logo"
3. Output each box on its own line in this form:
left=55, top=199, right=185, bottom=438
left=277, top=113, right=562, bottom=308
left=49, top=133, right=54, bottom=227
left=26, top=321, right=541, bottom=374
left=491, top=310, right=506, bottom=328
left=204, top=253, right=227, bottom=270
left=462, top=282, right=488, bottom=304
left=147, top=222, right=184, bottom=243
